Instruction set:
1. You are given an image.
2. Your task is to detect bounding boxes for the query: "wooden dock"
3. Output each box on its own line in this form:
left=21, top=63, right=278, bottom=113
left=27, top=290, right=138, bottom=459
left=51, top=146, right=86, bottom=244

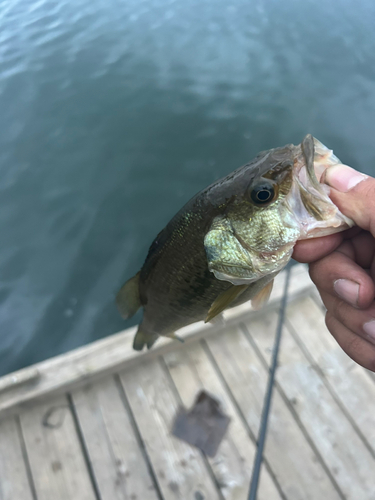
left=1, top=264, right=375, bottom=500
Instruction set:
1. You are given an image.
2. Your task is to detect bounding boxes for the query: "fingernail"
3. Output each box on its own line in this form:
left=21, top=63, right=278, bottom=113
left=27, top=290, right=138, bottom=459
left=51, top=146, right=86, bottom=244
left=334, top=279, right=359, bottom=307
left=324, top=164, right=367, bottom=192
left=363, top=320, right=375, bottom=342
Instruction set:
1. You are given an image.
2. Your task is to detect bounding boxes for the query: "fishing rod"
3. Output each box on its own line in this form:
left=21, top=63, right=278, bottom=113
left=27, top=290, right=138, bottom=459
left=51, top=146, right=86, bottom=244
left=247, top=264, right=292, bottom=500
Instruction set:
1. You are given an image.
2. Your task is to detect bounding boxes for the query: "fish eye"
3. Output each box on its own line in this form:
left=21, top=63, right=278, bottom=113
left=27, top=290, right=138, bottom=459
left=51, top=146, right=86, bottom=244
left=250, top=182, right=277, bottom=205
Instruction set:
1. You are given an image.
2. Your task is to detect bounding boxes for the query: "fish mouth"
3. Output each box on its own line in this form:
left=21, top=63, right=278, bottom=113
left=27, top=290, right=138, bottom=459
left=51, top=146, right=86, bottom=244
left=298, top=134, right=339, bottom=189
left=288, top=135, right=354, bottom=239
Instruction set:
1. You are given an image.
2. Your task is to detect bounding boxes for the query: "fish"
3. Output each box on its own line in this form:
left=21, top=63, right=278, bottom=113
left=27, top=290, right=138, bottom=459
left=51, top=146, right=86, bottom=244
left=116, top=135, right=353, bottom=351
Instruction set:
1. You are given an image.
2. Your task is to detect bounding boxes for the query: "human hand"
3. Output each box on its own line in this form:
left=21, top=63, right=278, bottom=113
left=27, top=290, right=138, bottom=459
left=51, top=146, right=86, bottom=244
left=293, top=165, right=375, bottom=371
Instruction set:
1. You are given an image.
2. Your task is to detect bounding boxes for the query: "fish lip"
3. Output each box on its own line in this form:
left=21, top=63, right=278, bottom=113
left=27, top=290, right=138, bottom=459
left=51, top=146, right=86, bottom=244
left=287, top=136, right=354, bottom=238
left=209, top=262, right=252, bottom=274
left=292, top=139, right=335, bottom=202
left=294, top=136, right=340, bottom=193
left=208, top=263, right=255, bottom=283
left=301, top=134, right=322, bottom=191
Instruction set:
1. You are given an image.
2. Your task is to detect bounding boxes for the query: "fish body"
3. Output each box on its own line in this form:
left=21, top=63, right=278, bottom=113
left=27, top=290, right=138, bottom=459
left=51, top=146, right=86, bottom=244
left=117, top=135, right=353, bottom=350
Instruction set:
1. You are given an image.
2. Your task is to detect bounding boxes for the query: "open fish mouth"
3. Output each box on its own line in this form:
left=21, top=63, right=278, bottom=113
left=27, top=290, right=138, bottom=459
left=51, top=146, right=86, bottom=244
left=204, top=134, right=355, bottom=287
left=287, top=134, right=354, bottom=239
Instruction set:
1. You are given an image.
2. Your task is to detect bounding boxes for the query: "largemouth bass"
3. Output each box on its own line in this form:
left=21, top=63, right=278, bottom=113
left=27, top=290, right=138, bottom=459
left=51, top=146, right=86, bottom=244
left=117, top=135, right=353, bottom=350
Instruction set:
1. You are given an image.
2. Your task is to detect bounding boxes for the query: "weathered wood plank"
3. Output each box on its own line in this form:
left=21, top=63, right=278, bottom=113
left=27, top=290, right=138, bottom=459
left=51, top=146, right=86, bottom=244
left=0, top=417, right=34, bottom=500
left=119, top=358, right=220, bottom=500
left=246, top=311, right=375, bottom=499
left=163, top=343, right=282, bottom=500
left=0, top=265, right=312, bottom=417
left=19, top=395, right=96, bottom=500
left=286, top=295, right=375, bottom=454
left=72, top=377, right=159, bottom=500
left=206, top=324, right=342, bottom=500
left=0, top=368, right=40, bottom=395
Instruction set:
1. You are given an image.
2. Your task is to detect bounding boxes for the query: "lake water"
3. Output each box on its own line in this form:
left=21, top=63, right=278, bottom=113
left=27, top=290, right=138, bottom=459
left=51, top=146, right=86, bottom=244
left=1, top=0, right=375, bottom=375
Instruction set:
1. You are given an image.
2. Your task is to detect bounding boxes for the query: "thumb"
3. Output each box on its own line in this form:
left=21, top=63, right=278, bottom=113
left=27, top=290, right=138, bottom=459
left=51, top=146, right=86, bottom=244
left=323, top=165, right=375, bottom=236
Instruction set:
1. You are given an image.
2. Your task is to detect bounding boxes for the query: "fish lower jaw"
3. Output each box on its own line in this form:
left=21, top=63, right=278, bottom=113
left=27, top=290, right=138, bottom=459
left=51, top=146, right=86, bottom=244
left=296, top=137, right=340, bottom=187
left=285, top=181, right=353, bottom=240
left=209, top=263, right=257, bottom=285
left=209, top=247, right=292, bottom=285
left=287, top=187, right=353, bottom=239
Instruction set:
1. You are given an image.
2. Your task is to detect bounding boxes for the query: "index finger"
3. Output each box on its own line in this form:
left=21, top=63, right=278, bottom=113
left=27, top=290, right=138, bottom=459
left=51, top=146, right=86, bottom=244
left=292, top=232, right=343, bottom=263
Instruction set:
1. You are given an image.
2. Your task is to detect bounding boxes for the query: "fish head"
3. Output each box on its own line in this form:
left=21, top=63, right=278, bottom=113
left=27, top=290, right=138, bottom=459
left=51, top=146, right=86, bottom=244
left=204, top=134, right=354, bottom=285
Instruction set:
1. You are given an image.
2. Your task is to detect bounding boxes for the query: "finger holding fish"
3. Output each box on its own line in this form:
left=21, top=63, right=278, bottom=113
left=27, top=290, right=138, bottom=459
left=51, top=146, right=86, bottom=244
left=325, top=313, right=375, bottom=372
left=308, top=238, right=375, bottom=309
left=294, top=165, right=375, bottom=371
left=292, top=232, right=344, bottom=263
left=319, top=289, right=375, bottom=347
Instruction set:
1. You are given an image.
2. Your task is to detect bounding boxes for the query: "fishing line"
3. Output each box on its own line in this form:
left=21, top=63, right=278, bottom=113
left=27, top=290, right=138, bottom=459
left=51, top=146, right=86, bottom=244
left=247, top=264, right=292, bottom=500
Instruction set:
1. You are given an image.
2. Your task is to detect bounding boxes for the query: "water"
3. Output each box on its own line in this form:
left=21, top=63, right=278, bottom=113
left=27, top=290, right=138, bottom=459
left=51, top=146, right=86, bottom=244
left=1, top=0, right=375, bottom=375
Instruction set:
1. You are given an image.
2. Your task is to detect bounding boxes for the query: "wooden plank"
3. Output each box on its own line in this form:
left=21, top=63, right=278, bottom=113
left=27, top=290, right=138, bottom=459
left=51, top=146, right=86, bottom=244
left=0, top=368, right=40, bottom=394
left=0, top=265, right=312, bottom=417
left=72, top=377, right=159, bottom=500
left=286, top=295, right=375, bottom=453
left=246, top=310, right=375, bottom=500
left=119, top=358, right=220, bottom=500
left=0, top=417, right=34, bottom=500
left=206, top=324, right=342, bottom=500
left=163, top=343, right=282, bottom=500
left=19, top=395, right=96, bottom=500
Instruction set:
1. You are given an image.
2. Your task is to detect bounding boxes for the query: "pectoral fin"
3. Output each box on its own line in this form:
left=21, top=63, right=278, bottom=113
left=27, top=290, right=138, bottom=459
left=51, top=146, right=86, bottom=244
left=251, top=279, right=274, bottom=311
left=116, top=272, right=141, bottom=319
left=205, top=284, right=248, bottom=323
